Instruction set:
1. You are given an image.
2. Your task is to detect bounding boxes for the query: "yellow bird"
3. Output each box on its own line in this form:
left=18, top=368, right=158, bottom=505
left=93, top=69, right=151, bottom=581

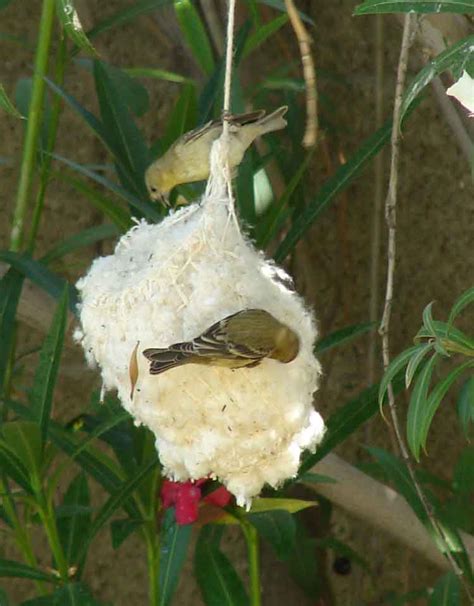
left=143, top=308, right=300, bottom=375
left=145, top=106, right=288, bottom=205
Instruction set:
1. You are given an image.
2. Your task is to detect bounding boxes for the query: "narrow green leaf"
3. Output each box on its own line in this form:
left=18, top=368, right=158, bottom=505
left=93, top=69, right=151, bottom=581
left=21, top=582, right=105, bottom=605
left=368, top=447, right=427, bottom=523
left=159, top=509, right=193, bottom=606
left=400, top=35, right=474, bottom=126
left=87, top=0, right=173, bottom=41
left=300, top=374, right=405, bottom=474
left=31, top=287, right=68, bottom=448
left=418, top=362, right=474, bottom=457
left=315, top=321, right=374, bottom=354
left=379, top=345, right=421, bottom=405
left=1, top=422, right=42, bottom=485
left=110, top=518, right=142, bottom=549
left=457, top=377, right=474, bottom=437
left=416, top=321, right=474, bottom=353
left=249, top=497, right=316, bottom=514
left=355, top=0, right=474, bottom=15
left=274, top=117, right=394, bottom=262
left=0, top=440, right=33, bottom=494
left=161, top=83, right=197, bottom=151
left=248, top=510, right=296, bottom=560
left=69, top=409, right=131, bottom=461
left=298, top=472, right=337, bottom=484
left=0, top=268, right=24, bottom=395
left=76, top=456, right=159, bottom=563
left=124, top=67, right=196, bottom=86
left=405, top=342, right=434, bottom=388
left=0, top=587, right=10, bottom=606
left=428, top=572, right=460, bottom=606
left=242, top=13, right=288, bottom=59
left=52, top=171, right=132, bottom=230
left=0, top=83, right=23, bottom=118
left=174, top=0, right=215, bottom=76
left=56, top=0, right=97, bottom=56
left=0, top=559, right=55, bottom=583
left=57, top=473, right=91, bottom=568
left=195, top=527, right=248, bottom=606
left=286, top=524, right=320, bottom=597
left=0, top=250, right=78, bottom=312
left=51, top=153, right=161, bottom=222
left=102, top=64, right=149, bottom=117
left=258, top=0, right=313, bottom=25
left=41, top=224, right=120, bottom=264
left=452, top=446, right=474, bottom=495
left=422, top=301, right=437, bottom=335
left=407, top=353, right=439, bottom=460
left=447, top=286, right=474, bottom=332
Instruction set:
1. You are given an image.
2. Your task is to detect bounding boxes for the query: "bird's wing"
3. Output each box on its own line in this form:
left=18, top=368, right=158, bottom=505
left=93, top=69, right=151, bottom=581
left=180, top=120, right=221, bottom=145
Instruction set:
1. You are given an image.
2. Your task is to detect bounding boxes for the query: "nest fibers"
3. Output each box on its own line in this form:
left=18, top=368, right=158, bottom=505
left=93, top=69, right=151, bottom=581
left=75, top=141, right=325, bottom=507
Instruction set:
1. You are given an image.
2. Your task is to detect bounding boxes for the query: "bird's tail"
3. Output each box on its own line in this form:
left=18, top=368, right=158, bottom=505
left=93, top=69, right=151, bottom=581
left=257, top=105, right=288, bottom=135
left=143, top=347, right=190, bottom=375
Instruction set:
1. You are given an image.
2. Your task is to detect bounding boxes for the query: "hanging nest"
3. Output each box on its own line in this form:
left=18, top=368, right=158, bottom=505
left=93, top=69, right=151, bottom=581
left=75, top=142, right=325, bottom=507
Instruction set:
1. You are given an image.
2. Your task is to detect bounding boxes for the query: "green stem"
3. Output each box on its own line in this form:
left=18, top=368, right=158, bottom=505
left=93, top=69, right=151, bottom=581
left=28, top=32, right=68, bottom=253
left=37, top=493, right=68, bottom=581
left=10, top=0, right=56, bottom=252
left=145, top=527, right=160, bottom=606
left=241, top=520, right=261, bottom=606
left=0, top=476, right=46, bottom=595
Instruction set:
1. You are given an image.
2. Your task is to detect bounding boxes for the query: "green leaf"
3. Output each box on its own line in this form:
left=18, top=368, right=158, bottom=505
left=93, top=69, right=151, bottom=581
left=286, top=524, right=320, bottom=597
left=174, top=0, right=215, bottom=76
left=102, top=64, right=149, bottom=117
left=422, top=301, right=437, bottom=336
left=1, top=422, right=42, bottom=485
left=379, top=345, right=421, bottom=406
left=355, top=0, right=474, bottom=14
left=41, top=224, right=120, bottom=264
left=0, top=250, right=78, bottom=312
left=158, top=508, right=193, bottom=606
left=21, top=582, right=105, bottom=605
left=407, top=353, right=439, bottom=460
left=70, top=410, right=131, bottom=461
left=93, top=61, right=150, bottom=200
left=57, top=473, right=91, bottom=568
left=110, top=518, right=142, bottom=549
left=52, top=171, right=132, bottom=230
left=76, top=456, right=159, bottom=563
left=452, top=446, right=474, bottom=495
left=0, top=268, right=24, bottom=396
left=405, top=342, right=434, bottom=388
left=249, top=497, right=316, bottom=514
left=274, top=117, right=394, bottom=262
left=315, top=321, right=374, bottom=354
left=428, top=572, right=460, bottom=606
left=242, top=13, right=288, bottom=59
left=87, top=0, right=173, bottom=41
left=32, top=287, right=68, bottom=448
left=416, top=361, right=474, bottom=459
left=248, top=510, right=296, bottom=560
left=457, top=377, right=474, bottom=438
left=0, top=587, right=10, bottom=606
left=160, top=83, right=197, bottom=152
left=368, top=447, right=427, bottom=523
left=195, top=527, right=248, bottom=606
left=258, top=0, right=313, bottom=24
left=56, top=0, right=97, bottom=56
left=0, top=559, right=55, bottom=582
left=447, top=286, right=474, bottom=332
left=400, top=35, right=474, bottom=126
left=298, top=472, right=337, bottom=484
left=416, top=321, right=474, bottom=353
left=0, top=440, right=33, bottom=493
left=0, top=83, right=23, bottom=118
left=299, top=375, right=405, bottom=475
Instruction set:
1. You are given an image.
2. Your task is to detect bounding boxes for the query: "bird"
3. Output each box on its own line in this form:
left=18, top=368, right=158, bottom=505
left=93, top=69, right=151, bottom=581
left=142, top=308, right=300, bottom=376
left=145, top=106, right=288, bottom=205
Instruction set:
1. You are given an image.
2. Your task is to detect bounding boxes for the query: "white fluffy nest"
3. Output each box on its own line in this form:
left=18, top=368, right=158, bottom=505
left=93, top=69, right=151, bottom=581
left=75, top=145, right=325, bottom=507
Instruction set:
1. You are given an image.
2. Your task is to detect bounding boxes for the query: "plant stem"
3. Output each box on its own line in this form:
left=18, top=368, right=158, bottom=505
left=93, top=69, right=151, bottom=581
left=37, top=493, right=68, bottom=581
left=0, top=477, right=46, bottom=595
left=145, top=528, right=160, bottom=606
left=10, top=0, right=56, bottom=252
left=241, top=520, right=261, bottom=606
left=28, top=32, right=68, bottom=253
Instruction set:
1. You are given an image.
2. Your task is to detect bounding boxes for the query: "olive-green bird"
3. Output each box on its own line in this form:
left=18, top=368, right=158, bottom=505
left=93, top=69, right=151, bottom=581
left=143, top=309, right=300, bottom=376
left=145, top=106, right=288, bottom=205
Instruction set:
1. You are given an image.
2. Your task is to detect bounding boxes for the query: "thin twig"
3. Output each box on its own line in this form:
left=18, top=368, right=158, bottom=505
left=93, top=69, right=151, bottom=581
left=200, top=0, right=224, bottom=54
left=284, top=0, right=318, bottom=148
left=379, top=14, right=473, bottom=596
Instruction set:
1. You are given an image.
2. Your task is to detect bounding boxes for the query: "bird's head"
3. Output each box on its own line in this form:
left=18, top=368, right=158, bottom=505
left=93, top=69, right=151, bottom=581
left=273, top=326, right=300, bottom=363
left=145, top=164, right=172, bottom=206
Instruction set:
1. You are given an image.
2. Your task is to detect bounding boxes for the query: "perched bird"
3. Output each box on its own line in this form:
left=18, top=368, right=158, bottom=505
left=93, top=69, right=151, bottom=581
left=143, top=308, right=300, bottom=375
left=145, top=106, right=288, bottom=205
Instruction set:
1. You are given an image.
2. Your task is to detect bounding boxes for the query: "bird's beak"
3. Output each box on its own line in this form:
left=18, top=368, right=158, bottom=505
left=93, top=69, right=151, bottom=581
left=159, top=193, right=171, bottom=207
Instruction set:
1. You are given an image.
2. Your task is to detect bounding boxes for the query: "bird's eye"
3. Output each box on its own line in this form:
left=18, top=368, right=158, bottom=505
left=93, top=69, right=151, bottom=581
left=150, top=186, right=157, bottom=193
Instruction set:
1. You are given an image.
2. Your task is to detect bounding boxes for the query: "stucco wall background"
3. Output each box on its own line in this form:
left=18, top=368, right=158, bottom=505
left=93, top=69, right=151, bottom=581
left=0, top=1, right=473, bottom=604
